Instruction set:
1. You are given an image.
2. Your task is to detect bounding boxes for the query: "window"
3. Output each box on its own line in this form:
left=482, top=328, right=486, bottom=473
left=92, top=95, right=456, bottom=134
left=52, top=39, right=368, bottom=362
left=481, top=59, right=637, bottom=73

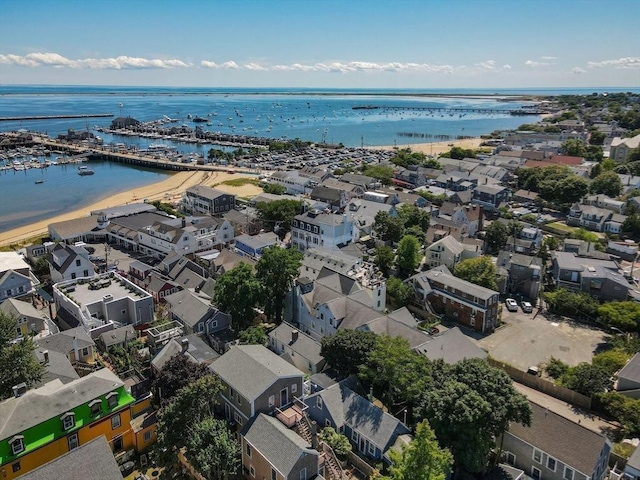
left=338, top=425, right=344, bottom=434
left=352, top=431, right=359, bottom=443
left=269, top=395, right=275, bottom=407
left=10, top=436, right=24, bottom=455
left=234, top=412, right=243, bottom=426
left=68, top=433, right=79, bottom=451
left=249, top=466, right=255, bottom=478
left=563, top=467, right=574, bottom=480
left=89, top=399, right=101, bottom=416
left=81, top=347, right=89, bottom=357
left=143, top=430, right=152, bottom=443
left=71, top=273, right=77, bottom=279
left=505, top=452, right=515, bottom=466
left=292, top=384, right=297, bottom=394
left=76, top=259, right=81, bottom=266
left=106, top=392, right=118, bottom=408
left=368, top=442, right=376, bottom=456
left=325, top=419, right=331, bottom=427
left=316, top=397, right=323, bottom=409
left=531, top=467, right=541, bottom=480
left=111, top=414, right=121, bottom=430
left=61, top=412, right=75, bottom=431
left=271, top=468, right=277, bottom=480
left=533, top=448, right=542, bottom=463
left=300, top=468, right=307, bottom=480
left=246, top=443, right=252, bottom=457
left=237, top=395, right=242, bottom=406
left=12, top=462, right=20, bottom=473
left=547, top=457, right=556, bottom=472
left=83, top=270, right=89, bottom=277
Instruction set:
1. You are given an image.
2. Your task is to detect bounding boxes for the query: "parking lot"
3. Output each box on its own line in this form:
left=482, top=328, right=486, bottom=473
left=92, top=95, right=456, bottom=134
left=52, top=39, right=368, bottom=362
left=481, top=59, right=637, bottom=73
left=475, top=306, right=608, bottom=372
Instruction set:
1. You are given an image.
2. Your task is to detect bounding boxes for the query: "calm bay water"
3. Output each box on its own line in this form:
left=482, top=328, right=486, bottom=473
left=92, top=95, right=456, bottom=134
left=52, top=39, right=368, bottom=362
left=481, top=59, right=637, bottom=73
left=1, top=85, right=636, bottom=232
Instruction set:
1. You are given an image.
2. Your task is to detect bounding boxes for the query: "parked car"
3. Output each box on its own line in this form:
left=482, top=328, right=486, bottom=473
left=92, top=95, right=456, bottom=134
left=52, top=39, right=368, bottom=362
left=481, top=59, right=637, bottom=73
left=505, top=298, right=518, bottom=312
left=521, top=301, right=533, bottom=313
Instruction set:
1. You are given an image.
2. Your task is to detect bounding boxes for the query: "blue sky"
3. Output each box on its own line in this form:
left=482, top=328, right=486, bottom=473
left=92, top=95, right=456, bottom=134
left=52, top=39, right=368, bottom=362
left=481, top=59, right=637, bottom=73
left=1, top=0, right=639, bottom=88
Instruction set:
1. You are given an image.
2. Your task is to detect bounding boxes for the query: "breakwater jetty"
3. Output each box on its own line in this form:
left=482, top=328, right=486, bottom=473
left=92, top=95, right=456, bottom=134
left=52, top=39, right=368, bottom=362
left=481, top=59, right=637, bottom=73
left=0, top=113, right=114, bottom=122
left=352, top=105, right=543, bottom=115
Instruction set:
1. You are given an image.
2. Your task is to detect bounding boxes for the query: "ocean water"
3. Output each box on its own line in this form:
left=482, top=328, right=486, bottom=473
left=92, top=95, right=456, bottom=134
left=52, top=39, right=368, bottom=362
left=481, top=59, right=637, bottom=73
left=2, top=85, right=635, bottom=232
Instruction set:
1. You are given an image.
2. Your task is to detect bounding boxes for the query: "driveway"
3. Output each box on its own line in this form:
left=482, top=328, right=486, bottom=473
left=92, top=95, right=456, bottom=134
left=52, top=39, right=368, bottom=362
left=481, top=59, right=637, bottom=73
left=475, top=307, right=608, bottom=371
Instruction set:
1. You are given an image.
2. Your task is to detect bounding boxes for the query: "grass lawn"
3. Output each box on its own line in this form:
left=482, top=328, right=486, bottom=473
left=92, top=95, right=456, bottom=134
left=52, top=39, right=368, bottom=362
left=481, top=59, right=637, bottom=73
left=213, top=178, right=261, bottom=187
left=546, top=221, right=576, bottom=233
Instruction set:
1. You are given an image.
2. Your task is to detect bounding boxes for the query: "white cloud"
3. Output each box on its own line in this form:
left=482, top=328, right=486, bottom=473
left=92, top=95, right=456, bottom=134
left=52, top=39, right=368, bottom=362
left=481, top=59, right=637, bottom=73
left=525, top=60, right=550, bottom=67
left=200, top=60, right=220, bottom=68
left=587, top=57, right=640, bottom=69
left=244, top=62, right=268, bottom=71
left=0, top=52, right=190, bottom=69
left=572, top=67, right=587, bottom=74
left=502, top=64, right=512, bottom=70
left=220, top=61, right=239, bottom=70
left=541, top=56, right=557, bottom=60
left=475, top=60, right=497, bottom=70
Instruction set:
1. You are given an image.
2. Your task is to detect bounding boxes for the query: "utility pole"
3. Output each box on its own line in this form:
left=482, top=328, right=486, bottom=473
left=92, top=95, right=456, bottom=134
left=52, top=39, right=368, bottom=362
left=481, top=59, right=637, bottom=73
left=104, top=243, right=111, bottom=273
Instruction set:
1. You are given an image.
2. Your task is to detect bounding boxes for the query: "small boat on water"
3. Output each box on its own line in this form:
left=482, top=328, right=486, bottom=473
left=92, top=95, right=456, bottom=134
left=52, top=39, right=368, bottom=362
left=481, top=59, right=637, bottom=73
left=35, top=180, right=44, bottom=184
left=78, top=166, right=95, bottom=176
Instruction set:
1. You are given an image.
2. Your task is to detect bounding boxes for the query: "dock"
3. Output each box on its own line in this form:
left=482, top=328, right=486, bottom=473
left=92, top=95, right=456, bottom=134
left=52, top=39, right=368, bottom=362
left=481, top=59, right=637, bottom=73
left=352, top=105, right=543, bottom=116
left=0, top=113, right=114, bottom=122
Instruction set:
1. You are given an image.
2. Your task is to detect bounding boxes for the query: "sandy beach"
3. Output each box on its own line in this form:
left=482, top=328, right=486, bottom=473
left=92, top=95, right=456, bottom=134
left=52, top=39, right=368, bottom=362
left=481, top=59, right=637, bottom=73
left=375, top=137, right=487, bottom=156
left=0, top=170, right=258, bottom=247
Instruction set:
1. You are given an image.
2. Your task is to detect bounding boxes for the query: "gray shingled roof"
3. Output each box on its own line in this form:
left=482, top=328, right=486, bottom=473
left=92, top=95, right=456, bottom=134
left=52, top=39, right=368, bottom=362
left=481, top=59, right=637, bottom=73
left=507, top=402, right=609, bottom=476
left=424, top=267, right=498, bottom=300
left=617, top=353, right=640, bottom=386
left=242, top=413, right=317, bottom=476
left=269, top=323, right=324, bottom=364
left=34, top=326, right=94, bottom=355
left=210, top=345, right=303, bottom=402
left=165, top=290, right=210, bottom=328
left=98, top=325, right=137, bottom=348
left=187, top=185, right=233, bottom=200
left=306, top=383, right=410, bottom=453
left=17, top=435, right=122, bottom=480
left=0, top=369, right=124, bottom=441
left=415, top=327, right=488, bottom=364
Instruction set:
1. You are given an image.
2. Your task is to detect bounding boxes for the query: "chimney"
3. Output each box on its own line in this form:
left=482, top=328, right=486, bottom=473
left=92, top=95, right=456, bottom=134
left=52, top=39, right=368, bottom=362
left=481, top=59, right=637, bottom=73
left=311, top=421, right=318, bottom=450
left=181, top=338, right=189, bottom=352
left=12, top=383, right=27, bottom=398
left=43, top=350, right=49, bottom=364
left=291, top=330, right=299, bottom=343
left=72, top=337, right=79, bottom=361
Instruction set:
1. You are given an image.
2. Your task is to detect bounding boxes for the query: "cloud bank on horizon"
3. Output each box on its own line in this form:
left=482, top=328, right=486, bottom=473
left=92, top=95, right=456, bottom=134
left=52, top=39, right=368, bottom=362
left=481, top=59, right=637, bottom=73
left=2, top=52, right=638, bottom=77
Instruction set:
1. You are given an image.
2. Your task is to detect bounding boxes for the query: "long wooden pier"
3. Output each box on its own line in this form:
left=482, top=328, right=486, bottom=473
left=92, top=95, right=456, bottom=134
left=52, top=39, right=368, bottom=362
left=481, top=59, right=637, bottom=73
left=0, top=113, right=114, bottom=122
left=352, top=105, right=542, bottom=115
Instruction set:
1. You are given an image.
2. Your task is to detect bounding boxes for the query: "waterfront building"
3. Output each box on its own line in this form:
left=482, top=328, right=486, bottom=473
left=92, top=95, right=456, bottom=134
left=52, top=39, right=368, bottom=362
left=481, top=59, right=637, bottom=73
left=182, top=186, right=236, bottom=216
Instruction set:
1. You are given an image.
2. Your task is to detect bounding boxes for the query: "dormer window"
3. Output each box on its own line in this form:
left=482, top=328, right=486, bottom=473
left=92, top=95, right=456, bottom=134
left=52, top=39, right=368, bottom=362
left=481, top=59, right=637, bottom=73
left=60, top=412, right=75, bottom=431
left=106, top=391, right=118, bottom=409
left=89, top=399, right=102, bottom=416
left=10, top=435, right=25, bottom=455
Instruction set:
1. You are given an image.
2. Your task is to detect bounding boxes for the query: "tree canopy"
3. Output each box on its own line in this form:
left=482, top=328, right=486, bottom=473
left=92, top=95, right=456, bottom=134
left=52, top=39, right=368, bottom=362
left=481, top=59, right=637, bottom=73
left=186, top=416, right=240, bottom=480
left=0, top=311, right=44, bottom=400
left=597, top=301, right=640, bottom=332
left=153, top=353, right=211, bottom=404
left=453, top=256, right=498, bottom=291
left=374, top=211, right=405, bottom=243
left=387, top=420, right=453, bottom=480
left=514, top=165, right=589, bottom=206
left=484, top=221, right=509, bottom=255
left=374, top=245, right=395, bottom=276
left=387, top=276, right=414, bottom=307
left=213, top=262, right=262, bottom=330
left=396, top=235, right=422, bottom=276
left=254, top=199, right=303, bottom=236
left=262, top=183, right=287, bottom=195
left=320, top=329, right=379, bottom=377
left=589, top=171, right=622, bottom=198
left=256, top=246, right=303, bottom=323
left=362, top=165, right=395, bottom=186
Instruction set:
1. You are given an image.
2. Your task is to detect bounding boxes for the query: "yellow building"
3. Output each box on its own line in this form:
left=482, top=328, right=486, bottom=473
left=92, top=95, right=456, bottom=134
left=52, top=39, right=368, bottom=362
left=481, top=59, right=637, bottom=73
left=0, top=368, right=155, bottom=479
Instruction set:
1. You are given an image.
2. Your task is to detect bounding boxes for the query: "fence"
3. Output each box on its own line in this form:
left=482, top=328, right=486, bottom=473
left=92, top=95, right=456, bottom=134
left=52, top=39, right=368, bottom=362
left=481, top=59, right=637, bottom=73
left=488, top=358, right=592, bottom=410
left=347, top=451, right=376, bottom=479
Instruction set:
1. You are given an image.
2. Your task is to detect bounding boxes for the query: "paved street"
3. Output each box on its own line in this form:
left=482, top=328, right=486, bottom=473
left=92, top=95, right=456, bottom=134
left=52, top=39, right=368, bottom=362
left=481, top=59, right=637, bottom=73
left=475, top=306, right=608, bottom=372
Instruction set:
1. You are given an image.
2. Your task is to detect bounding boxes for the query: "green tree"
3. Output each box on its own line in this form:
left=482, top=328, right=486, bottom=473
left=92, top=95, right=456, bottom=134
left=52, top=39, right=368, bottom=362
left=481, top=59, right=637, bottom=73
left=362, top=165, right=395, bottom=186
left=396, top=235, right=422, bottom=276
left=592, top=349, right=632, bottom=375
left=262, top=183, right=286, bottom=195
left=597, top=301, right=640, bottom=332
left=387, top=420, right=453, bottom=480
left=256, top=246, right=303, bottom=323
left=375, top=245, right=396, bottom=276
left=318, top=427, right=352, bottom=458
left=545, top=357, right=569, bottom=379
left=569, top=227, right=600, bottom=243
left=544, top=288, right=599, bottom=319
left=484, top=221, right=509, bottom=255
left=561, top=363, right=612, bottom=396
left=0, top=312, right=44, bottom=400
left=561, top=139, right=587, bottom=157
left=238, top=325, right=269, bottom=346
left=387, top=276, right=413, bottom=307
left=596, top=392, right=640, bottom=437
left=155, top=375, right=223, bottom=467
left=589, top=131, right=606, bottom=145
left=153, top=353, right=211, bottom=404
left=186, top=416, right=240, bottom=480
left=320, top=329, right=379, bottom=377
left=590, top=171, right=622, bottom=197
left=374, top=211, right=405, bottom=243
left=543, top=236, right=559, bottom=251
left=454, top=256, right=498, bottom=290
left=397, top=204, right=431, bottom=231
left=254, top=199, right=303, bottom=236
left=622, top=213, right=640, bottom=239
left=213, top=263, right=262, bottom=330
left=508, top=220, right=523, bottom=252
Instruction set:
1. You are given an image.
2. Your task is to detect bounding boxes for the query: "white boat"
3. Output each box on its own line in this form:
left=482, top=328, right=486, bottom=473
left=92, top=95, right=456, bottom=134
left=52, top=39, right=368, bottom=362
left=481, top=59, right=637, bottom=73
left=78, top=166, right=95, bottom=176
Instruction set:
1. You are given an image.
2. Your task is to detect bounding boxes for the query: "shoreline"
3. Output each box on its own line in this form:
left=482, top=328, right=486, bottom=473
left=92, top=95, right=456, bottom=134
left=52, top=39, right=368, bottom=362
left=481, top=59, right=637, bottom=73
left=373, top=137, right=488, bottom=156
left=0, top=170, right=254, bottom=247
